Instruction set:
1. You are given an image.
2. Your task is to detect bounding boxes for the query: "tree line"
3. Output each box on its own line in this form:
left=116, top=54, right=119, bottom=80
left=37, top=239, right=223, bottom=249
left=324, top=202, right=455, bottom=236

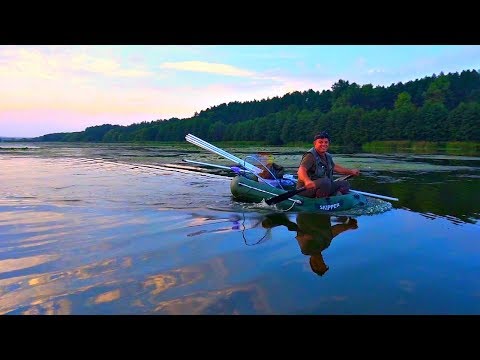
left=32, top=69, right=480, bottom=148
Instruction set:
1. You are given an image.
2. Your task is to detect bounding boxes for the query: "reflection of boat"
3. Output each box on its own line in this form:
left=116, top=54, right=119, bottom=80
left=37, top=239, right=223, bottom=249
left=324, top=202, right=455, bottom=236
left=184, top=133, right=398, bottom=212
left=230, top=175, right=369, bottom=212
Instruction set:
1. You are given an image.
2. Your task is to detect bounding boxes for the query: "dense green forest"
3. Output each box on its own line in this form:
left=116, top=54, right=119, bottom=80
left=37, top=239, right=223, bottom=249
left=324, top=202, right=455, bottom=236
left=30, top=69, right=480, bottom=148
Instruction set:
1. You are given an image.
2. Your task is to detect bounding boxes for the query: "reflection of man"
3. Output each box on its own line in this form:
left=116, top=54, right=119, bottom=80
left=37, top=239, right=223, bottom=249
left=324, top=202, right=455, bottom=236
left=261, top=213, right=358, bottom=276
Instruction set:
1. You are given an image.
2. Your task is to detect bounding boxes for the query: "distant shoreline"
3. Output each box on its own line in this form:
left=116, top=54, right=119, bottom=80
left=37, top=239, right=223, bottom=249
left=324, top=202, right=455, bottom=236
left=2, top=139, right=479, bottom=156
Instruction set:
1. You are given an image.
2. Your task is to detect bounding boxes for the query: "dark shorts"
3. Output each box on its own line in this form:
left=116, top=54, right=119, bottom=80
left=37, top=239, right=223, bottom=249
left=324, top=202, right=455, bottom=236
left=297, top=178, right=350, bottom=198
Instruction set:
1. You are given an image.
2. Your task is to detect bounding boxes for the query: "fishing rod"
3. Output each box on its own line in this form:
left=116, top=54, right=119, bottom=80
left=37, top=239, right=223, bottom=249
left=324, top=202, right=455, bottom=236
left=185, top=133, right=263, bottom=174
left=183, top=159, right=232, bottom=170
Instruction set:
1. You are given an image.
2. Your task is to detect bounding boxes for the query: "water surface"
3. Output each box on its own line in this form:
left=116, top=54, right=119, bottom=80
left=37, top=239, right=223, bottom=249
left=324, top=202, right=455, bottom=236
left=0, top=142, right=479, bottom=314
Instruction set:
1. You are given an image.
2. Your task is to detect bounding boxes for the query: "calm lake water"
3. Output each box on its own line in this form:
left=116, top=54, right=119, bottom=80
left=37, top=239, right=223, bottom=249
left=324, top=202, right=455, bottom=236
left=0, top=142, right=479, bottom=315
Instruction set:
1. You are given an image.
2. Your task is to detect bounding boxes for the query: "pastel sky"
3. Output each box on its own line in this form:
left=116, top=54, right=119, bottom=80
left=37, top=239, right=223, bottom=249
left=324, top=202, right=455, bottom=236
left=1, top=45, right=479, bottom=137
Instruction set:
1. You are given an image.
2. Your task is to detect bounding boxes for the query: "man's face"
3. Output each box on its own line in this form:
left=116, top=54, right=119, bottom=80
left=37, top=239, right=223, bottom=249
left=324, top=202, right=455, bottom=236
left=314, top=138, right=329, bottom=154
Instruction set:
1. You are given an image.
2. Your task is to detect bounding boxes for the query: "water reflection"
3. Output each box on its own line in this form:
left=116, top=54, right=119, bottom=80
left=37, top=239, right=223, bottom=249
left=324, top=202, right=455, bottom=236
left=1, top=144, right=479, bottom=314
left=259, top=212, right=359, bottom=276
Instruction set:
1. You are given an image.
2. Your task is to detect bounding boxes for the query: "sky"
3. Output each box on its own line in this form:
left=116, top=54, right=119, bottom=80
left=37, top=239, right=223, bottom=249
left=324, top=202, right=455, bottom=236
left=1, top=45, right=479, bottom=137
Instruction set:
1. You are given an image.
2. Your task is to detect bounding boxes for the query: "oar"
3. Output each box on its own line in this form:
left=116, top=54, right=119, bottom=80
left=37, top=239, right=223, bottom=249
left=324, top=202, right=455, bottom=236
left=350, top=190, right=398, bottom=202
left=334, top=174, right=354, bottom=182
left=265, top=187, right=306, bottom=205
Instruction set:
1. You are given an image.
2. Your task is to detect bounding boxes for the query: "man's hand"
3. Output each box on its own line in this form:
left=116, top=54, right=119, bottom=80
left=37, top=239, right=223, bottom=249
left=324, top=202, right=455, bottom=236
left=345, top=217, right=358, bottom=229
left=304, top=178, right=316, bottom=190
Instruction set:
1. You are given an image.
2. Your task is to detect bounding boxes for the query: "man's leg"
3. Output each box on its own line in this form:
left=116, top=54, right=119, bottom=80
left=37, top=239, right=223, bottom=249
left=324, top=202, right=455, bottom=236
left=331, top=180, right=350, bottom=195
left=297, top=178, right=333, bottom=198
left=314, top=178, right=332, bottom=198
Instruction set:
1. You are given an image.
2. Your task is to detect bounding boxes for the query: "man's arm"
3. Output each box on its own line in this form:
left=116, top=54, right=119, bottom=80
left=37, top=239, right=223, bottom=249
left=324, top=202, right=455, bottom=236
left=331, top=218, right=358, bottom=238
left=297, top=154, right=316, bottom=190
left=334, top=163, right=360, bottom=176
left=298, top=165, right=316, bottom=190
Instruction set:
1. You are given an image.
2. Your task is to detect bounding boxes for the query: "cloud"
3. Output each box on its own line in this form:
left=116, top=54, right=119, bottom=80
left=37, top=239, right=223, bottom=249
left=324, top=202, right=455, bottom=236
left=356, top=57, right=367, bottom=67
left=0, top=46, right=339, bottom=137
left=159, top=61, right=255, bottom=77
left=0, top=47, right=152, bottom=80
left=367, top=68, right=386, bottom=74
left=158, top=59, right=334, bottom=92
left=70, top=54, right=151, bottom=77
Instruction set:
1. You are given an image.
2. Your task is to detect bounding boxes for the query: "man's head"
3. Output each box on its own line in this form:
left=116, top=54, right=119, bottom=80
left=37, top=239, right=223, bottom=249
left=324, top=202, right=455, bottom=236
left=313, top=131, right=330, bottom=154
left=313, top=131, right=330, bottom=142
left=309, top=255, right=329, bottom=276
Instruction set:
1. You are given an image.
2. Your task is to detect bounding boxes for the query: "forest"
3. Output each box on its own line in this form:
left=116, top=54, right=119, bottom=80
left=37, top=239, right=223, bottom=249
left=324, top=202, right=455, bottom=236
left=30, top=69, right=480, bottom=149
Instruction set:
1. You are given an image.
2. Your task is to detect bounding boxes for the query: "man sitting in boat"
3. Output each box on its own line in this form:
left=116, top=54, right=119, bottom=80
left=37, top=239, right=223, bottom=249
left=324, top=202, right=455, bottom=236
left=297, top=131, right=360, bottom=198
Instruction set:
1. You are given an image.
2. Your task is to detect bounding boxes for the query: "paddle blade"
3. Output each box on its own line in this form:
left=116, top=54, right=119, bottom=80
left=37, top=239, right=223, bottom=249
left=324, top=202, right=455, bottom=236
left=265, top=187, right=306, bottom=205
left=334, top=174, right=354, bottom=182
